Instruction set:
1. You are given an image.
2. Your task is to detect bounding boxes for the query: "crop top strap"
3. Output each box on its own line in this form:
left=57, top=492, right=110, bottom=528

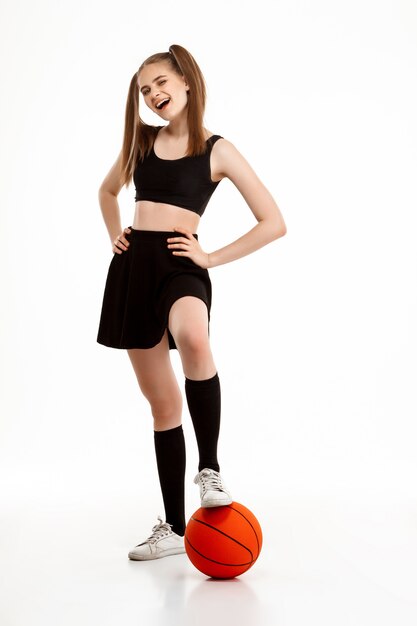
left=207, top=134, right=223, bottom=147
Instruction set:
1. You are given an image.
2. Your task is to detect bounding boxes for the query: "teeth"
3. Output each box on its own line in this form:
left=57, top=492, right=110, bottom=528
left=156, top=98, right=170, bottom=109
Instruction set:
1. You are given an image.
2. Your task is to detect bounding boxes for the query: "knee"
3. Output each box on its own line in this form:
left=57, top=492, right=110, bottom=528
left=150, top=396, right=182, bottom=429
left=151, top=401, right=182, bottom=430
left=175, top=329, right=211, bottom=361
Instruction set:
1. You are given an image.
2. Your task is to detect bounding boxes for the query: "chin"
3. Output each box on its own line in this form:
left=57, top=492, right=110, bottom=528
left=156, top=109, right=172, bottom=120
left=157, top=103, right=188, bottom=121
left=160, top=112, right=178, bottom=122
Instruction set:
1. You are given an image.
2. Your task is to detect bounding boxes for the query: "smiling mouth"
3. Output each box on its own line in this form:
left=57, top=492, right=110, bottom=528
left=156, top=98, right=170, bottom=110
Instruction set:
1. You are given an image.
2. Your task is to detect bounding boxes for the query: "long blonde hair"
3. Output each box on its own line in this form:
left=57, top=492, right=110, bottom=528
left=120, top=44, right=208, bottom=189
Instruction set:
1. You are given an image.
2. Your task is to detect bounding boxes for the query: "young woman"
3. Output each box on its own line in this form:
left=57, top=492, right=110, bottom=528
left=96, top=44, right=287, bottom=561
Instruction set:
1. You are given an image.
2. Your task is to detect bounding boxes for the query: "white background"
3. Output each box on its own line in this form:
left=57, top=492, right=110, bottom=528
left=1, top=0, right=417, bottom=624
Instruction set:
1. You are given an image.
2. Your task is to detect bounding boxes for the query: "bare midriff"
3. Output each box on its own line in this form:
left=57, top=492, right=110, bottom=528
left=132, top=200, right=201, bottom=233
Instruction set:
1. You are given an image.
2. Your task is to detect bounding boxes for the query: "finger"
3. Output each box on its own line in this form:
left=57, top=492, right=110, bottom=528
left=114, top=237, right=129, bottom=251
left=168, top=237, right=189, bottom=246
left=169, top=243, right=190, bottom=251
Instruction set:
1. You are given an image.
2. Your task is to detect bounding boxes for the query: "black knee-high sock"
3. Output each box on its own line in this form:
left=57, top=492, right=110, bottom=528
left=153, top=425, right=186, bottom=536
left=185, top=373, right=221, bottom=473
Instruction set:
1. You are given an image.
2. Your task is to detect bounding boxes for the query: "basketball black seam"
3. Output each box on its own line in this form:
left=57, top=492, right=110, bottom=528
left=185, top=536, right=253, bottom=567
left=193, top=507, right=261, bottom=555
left=190, top=516, right=254, bottom=561
left=223, top=506, right=261, bottom=556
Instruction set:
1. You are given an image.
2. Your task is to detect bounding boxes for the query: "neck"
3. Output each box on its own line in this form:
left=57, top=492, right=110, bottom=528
left=164, top=110, right=189, bottom=139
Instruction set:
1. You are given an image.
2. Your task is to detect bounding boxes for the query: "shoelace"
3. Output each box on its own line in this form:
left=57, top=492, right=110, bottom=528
left=195, top=469, right=225, bottom=493
left=138, top=517, right=173, bottom=546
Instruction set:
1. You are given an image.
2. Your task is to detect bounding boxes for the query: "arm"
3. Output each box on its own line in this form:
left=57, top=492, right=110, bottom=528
left=207, top=139, right=287, bottom=268
left=98, top=150, right=124, bottom=244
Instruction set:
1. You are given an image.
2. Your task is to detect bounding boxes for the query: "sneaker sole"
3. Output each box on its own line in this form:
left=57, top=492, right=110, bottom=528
left=201, top=498, right=233, bottom=508
left=128, top=548, right=186, bottom=561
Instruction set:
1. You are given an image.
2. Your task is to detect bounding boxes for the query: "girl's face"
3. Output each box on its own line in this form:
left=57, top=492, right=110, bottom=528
left=138, top=62, right=189, bottom=120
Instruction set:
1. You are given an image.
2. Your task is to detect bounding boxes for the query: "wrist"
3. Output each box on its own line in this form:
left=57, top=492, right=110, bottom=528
left=109, top=230, right=121, bottom=243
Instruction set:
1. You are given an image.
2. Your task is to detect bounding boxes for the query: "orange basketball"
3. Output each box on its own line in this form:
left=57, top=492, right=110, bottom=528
left=185, top=502, right=263, bottom=579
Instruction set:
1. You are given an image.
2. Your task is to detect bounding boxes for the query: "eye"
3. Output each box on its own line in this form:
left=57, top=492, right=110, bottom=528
left=158, top=80, right=167, bottom=86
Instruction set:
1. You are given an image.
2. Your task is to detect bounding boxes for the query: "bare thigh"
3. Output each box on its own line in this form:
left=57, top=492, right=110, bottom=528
left=168, top=296, right=217, bottom=380
left=127, top=329, right=182, bottom=431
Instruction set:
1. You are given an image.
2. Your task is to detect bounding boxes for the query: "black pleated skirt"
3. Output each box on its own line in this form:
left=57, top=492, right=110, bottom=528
left=96, top=228, right=212, bottom=350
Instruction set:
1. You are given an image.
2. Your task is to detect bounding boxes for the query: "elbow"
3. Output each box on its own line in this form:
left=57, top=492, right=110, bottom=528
left=98, top=186, right=116, bottom=200
left=277, top=223, right=287, bottom=239
left=98, top=184, right=109, bottom=195
left=269, top=219, right=287, bottom=241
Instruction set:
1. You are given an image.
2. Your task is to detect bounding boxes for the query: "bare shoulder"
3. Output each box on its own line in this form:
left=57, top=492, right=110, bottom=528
left=209, top=136, right=285, bottom=229
left=210, top=137, right=257, bottom=184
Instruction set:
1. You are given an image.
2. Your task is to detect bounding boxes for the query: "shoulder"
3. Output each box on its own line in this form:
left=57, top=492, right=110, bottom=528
left=203, top=128, right=233, bottom=153
left=209, top=136, right=252, bottom=181
left=206, top=131, right=239, bottom=157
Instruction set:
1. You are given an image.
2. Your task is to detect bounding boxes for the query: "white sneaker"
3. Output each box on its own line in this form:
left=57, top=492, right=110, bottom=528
left=128, top=517, right=185, bottom=561
left=194, top=468, right=233, bottom=508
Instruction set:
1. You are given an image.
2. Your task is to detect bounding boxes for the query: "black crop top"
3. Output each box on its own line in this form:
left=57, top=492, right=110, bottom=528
left=133, top=126, right=223, bottom=217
